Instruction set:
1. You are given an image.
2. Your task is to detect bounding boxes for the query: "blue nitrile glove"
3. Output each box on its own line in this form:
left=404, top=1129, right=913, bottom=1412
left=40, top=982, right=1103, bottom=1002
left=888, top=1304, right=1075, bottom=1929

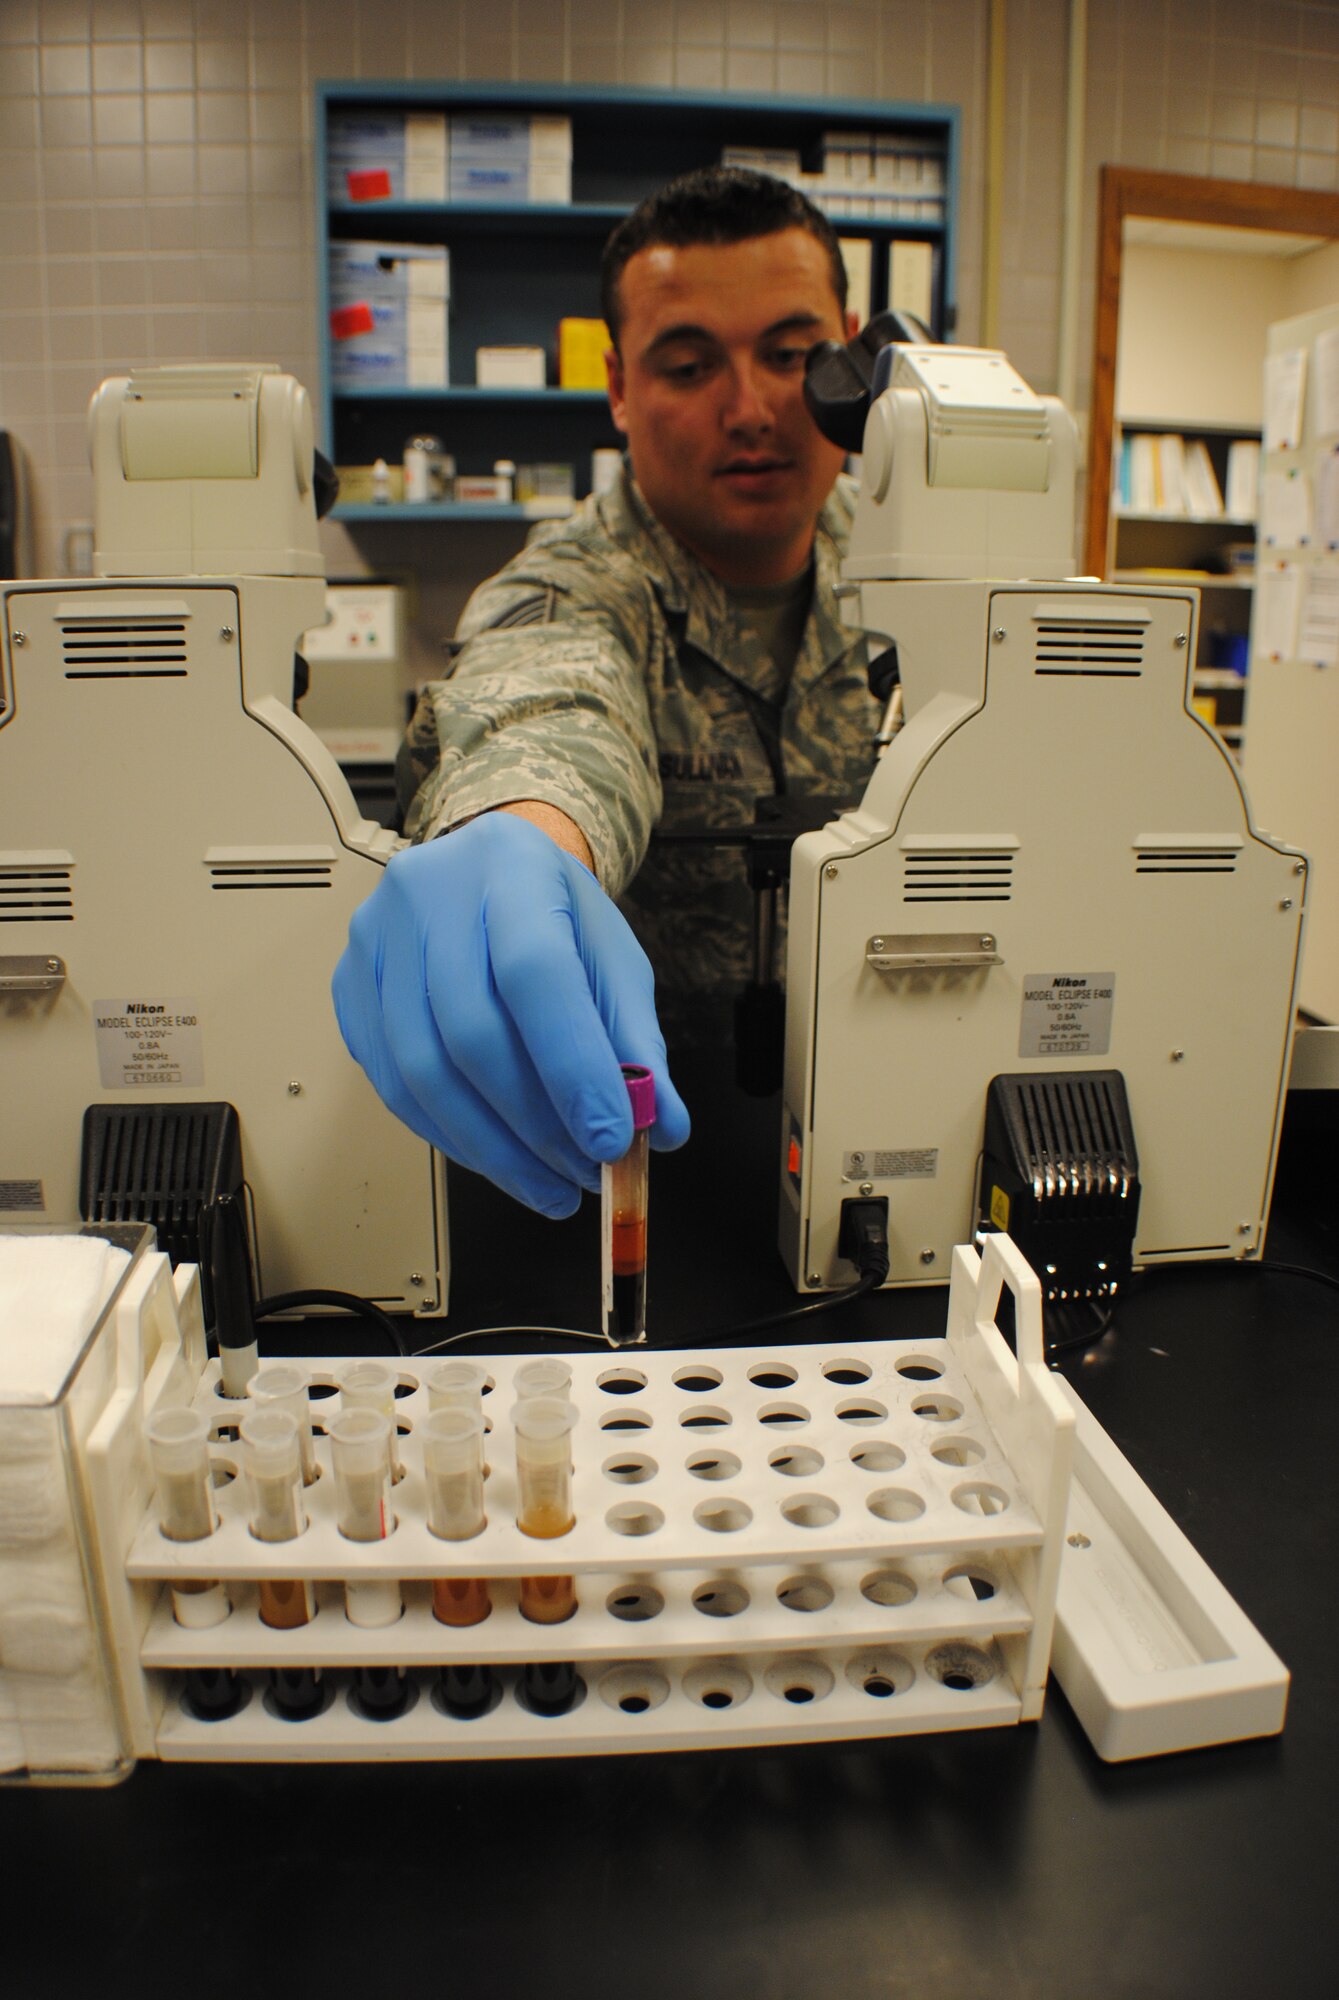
left=332, top=812, right=691, bottom=1217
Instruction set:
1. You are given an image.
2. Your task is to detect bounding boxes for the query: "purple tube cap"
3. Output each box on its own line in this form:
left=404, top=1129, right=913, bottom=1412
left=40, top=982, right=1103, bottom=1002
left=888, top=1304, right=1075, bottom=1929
left=620, top=1063, right=656, bottom=1131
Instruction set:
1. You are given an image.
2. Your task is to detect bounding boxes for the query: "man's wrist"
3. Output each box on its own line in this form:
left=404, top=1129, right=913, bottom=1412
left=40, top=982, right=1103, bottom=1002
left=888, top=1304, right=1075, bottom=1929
left=493, top=800, right=595, bottom=873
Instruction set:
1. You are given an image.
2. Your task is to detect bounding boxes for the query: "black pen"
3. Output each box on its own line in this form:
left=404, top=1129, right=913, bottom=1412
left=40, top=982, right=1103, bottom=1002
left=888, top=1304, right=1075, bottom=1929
left=202, top=1192, right=258, bottom=1397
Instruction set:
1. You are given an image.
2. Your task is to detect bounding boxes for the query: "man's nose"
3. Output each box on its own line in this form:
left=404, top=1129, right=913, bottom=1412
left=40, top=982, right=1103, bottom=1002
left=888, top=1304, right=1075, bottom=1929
left=721, top=358, right=774, bottom=433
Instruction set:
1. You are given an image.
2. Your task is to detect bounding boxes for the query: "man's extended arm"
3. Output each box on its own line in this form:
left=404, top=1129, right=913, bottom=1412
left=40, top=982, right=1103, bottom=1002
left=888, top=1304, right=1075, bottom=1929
left=334, top=515, right=689, bottom=1217
left=396, top=526, right=669, bottom=895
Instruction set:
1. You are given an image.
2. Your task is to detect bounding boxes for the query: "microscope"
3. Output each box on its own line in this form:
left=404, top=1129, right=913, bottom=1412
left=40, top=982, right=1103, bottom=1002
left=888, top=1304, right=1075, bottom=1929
left=0, top=366, right=447, bottom=1318
left=780, top=333, right=1306, bottom=1307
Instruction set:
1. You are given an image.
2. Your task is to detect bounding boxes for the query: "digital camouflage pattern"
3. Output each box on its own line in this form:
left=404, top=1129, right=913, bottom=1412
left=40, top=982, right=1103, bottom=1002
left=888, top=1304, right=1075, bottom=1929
left=397, top=465, right=879, bottom=1045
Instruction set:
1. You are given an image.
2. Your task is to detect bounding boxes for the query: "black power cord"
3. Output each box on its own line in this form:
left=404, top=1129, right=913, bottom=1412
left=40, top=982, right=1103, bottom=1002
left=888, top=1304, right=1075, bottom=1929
left=253, top=1288, right=409, bottom=1356
left=1251, top=1259, right=1339, bottom=1295
left=696, top=1200, right=892, bottom=1343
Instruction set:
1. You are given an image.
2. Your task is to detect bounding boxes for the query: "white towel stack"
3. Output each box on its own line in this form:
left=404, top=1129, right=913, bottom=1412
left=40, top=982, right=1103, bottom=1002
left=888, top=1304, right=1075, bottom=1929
left=0, top=1233, right=132, bottom=1775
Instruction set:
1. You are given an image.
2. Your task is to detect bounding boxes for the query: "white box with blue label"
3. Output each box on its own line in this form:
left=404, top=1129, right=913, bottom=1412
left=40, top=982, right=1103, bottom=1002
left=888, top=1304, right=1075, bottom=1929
left=326, top=111, right=448, bottom=205
left=329, top=240, right=451, bottom=389
left=449, top=114, right=571, bottom=204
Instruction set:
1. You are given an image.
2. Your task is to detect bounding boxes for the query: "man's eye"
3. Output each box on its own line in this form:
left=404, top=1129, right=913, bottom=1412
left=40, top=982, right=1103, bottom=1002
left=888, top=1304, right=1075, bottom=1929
left=765, top=344, right=811, bottom=372
left=662, top=357, right=712, bottom=384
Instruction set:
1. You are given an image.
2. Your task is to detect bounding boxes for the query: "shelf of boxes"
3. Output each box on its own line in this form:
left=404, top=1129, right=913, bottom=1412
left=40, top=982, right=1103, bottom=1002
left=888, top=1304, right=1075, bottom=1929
left=317, top=84, right=959, bottom=527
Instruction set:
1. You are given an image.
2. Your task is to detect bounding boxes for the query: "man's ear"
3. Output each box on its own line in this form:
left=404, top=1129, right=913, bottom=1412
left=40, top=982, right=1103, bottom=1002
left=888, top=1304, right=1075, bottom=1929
left=605, top=346, right=628, bottom=435
left=845, top=308, right=861, bottom=339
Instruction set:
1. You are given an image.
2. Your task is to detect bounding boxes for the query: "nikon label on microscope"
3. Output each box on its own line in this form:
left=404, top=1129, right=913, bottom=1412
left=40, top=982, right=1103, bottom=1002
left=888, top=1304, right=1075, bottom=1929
left=93, top=996, right=204, bottom=1089
left=1017, top=972, right=1115, bottom=1060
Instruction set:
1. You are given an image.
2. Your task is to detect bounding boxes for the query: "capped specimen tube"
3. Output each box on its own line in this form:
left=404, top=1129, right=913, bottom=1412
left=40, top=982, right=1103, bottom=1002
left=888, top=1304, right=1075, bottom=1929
left=340, top=1359, right=401, bottom=1478
left=239, top=1405, right=314, bottom=1633
left=513, top=1358, right=571, bottom=1402
left=423, top=1406, right=491, bottom=1628
left=145, top=1405, right=229, bottom=1630
left=146, top=1405, right=217, bottom=1545
left=425, top=1359, right=489, bottom=1412
left=328, top=1407, right=401, bottom=1630
left=423, top=1407, right=487, bottom=1541
left=246, top=1362, right=316, bottom=1485
left=514, top=1396, right=578, bottom=1625
left=602, top=1064, right=655, bottom=1347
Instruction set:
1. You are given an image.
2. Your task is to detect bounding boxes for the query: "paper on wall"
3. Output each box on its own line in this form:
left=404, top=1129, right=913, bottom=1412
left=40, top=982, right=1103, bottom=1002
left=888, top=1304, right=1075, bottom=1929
left=1263, top=347, right=1306, bottom=452
left=1260, top=467, right=1314, bottom=548
left=1254, top=562, right=1301, bottom=662
left=1297, top=564, right=1339, bottom=668
left=1312, top=326, right=1339, bottom=442
left=1315, top=449, right=1339, bottom=549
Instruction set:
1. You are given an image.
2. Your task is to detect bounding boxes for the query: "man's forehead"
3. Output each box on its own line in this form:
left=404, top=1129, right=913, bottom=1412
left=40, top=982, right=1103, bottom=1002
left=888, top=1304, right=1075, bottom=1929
left=620, top=229, right=842, bottom=338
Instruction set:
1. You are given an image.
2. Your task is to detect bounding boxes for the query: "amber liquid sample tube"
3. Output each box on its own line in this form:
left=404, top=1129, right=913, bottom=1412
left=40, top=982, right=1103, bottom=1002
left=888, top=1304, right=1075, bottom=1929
left=424, top=1408, right=495, bottom=1713
left=515, top=1396, right=578, bottom=1626
left=340, top=1359, right=402, bottom=1480
left=240, top=1406, right=315, bottom=1634
left=240, top=1406, right=321, bottom=1719
left=423, top=1406, right=491, bottom=1628
left=145, top=1405, right=230, bottom=1632
left=602, top=1064, right=655, bottom=1347
left=246, top=1363, right=317, bottom=1486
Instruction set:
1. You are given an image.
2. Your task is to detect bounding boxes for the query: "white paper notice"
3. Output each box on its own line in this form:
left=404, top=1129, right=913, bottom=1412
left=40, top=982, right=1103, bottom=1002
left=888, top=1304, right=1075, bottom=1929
left=1260, top=467, right=1314, bottom=547
left=1297, top=564, right=1339, bottom=667
left=1263, top=347, right=1306, bottom=452
left=1316, top=450, right=1339, bottom=548
left=1314, top=326, right=1339, bottom=441
left=1254, top=563, right=1301, bottom=662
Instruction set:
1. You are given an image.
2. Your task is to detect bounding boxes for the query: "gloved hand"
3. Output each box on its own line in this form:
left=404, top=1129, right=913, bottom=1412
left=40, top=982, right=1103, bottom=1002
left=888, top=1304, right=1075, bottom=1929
left=332, top=812, right=690, bottom=1217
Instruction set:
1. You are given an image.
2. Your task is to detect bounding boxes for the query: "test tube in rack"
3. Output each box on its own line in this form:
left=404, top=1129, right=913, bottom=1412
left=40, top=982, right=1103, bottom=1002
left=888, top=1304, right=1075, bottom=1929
left=422, top=1406, right=495, bottom=1718
left=329, top=1406, right=408, bottom=1719
left=145, top=1407, right=228, bottom=1626
left=239, top=1405, right=321, bottom=1718
left=514, top=1397, right=580, bottom=1716
left=340, top=1359, right=402, bottom=1479
left=145, top=1405, right=238, bottom=1724
left=425, top=1360, right=491, bottom=1478
left=423, top=1407, right=490, bottom=1627
left=424, top=1360, right=489, bottom=1412
left=512, top=1358, right=572, bottom=1401
left=246, top=1362, right=317, bottom=1485
left=602, top=1064, right=654, bottom=1347
left=514, top=1396, right=578, bottom=1627
left=328, top=1408, right=401, bottom=1628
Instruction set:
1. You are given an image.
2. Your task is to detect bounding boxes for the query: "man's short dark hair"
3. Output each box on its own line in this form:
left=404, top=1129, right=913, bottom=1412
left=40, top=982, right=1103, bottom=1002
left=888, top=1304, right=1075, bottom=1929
left=601, top=166, right=848, bottom=349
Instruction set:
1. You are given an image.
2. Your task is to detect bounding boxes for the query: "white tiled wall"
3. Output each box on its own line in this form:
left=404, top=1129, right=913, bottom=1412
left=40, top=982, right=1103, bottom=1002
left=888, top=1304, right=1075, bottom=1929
left=1, top=0, right=1337, bottom=601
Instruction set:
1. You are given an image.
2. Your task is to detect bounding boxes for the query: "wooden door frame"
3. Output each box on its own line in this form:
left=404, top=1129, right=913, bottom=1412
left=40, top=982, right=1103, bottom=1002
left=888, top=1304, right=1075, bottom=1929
left=1083, top=166, right=1339, bottom=579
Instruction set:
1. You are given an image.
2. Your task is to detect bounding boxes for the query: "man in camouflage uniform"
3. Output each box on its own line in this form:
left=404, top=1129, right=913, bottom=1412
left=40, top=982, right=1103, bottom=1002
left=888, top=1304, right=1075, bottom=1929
left=335, top=167, right=881, bottom=1215
left=396, top=470, right=875, bottom=1048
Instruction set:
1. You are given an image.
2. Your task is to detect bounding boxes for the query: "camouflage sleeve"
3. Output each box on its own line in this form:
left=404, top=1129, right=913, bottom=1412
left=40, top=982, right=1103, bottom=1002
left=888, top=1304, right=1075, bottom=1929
left=396, top=536, right=664, bottom=898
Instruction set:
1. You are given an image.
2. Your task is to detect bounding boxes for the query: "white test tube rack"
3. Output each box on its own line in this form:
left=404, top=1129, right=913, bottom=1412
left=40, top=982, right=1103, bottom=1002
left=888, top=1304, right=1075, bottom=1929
left=125, top=1234, right=1080, bottom=1762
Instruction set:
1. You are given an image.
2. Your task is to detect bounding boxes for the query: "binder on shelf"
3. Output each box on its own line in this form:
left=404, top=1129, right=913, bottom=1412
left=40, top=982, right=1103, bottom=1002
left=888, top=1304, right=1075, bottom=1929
left=1184, top=439, right=1224, bottom=519
left=1154, top=433, right=1187, bottom=515
left=1226, top=439, right=1261, bottom=522
left=1126, top=434, right=1157, bottom=513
